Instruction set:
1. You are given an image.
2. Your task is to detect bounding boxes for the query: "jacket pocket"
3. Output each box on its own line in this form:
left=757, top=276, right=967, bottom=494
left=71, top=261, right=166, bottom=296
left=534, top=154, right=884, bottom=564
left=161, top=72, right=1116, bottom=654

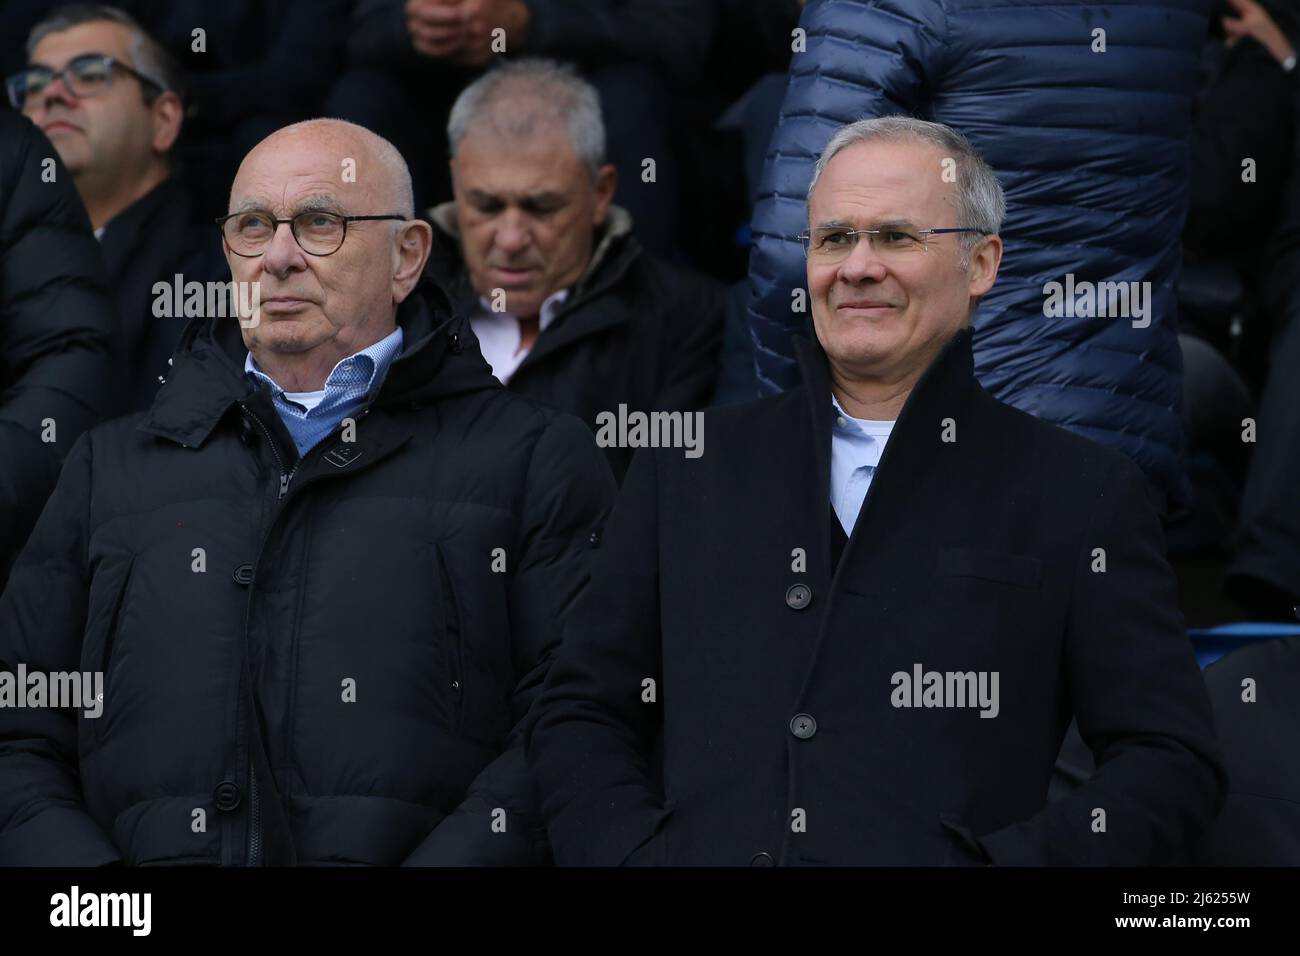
left=938, top=546, right=1043, bottom=589
left=433, top=543, right=465, bottom=730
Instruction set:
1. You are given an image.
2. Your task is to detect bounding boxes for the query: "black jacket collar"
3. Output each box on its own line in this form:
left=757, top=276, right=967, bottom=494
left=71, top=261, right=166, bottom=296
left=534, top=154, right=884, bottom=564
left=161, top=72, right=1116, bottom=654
left=137, top=278, right=499, bottom=449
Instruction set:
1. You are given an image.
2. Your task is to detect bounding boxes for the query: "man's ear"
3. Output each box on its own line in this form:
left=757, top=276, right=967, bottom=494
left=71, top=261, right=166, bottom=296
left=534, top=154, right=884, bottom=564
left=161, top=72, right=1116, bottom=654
left=151, top=91, right=183, bottom=155
left=966, top=233, right=1003, bottom=298
left=592, top=162, right=617, bottom=227
left=393, top=218, right=434, bottom=305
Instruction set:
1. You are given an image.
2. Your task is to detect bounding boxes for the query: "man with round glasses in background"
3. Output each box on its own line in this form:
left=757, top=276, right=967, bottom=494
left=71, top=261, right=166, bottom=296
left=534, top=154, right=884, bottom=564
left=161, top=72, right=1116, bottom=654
left=8, top=4, right=224, bottom=416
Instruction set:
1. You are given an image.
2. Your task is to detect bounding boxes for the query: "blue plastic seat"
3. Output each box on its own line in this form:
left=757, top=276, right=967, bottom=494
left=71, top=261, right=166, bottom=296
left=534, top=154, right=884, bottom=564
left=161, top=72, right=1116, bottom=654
left=1188, top=622, right=1300, bottom=668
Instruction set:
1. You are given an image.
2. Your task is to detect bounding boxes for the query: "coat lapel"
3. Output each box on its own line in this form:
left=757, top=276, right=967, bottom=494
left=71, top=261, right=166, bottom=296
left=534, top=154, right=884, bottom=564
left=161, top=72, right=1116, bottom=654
left=794, top=327, right=977, bottom=573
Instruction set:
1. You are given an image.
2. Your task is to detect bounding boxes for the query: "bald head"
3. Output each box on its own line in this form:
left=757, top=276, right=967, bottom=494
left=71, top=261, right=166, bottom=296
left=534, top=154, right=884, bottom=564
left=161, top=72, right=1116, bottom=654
left=223, top=118, right=432, bottom=393
left=232, top=118, right=414, bottom=218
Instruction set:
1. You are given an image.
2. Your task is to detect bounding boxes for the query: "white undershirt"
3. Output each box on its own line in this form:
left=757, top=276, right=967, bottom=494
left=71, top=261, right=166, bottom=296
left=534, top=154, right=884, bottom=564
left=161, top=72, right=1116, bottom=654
left=470, top=288, right=571, bottom=384
left=282, top=389, right=327, bottom=411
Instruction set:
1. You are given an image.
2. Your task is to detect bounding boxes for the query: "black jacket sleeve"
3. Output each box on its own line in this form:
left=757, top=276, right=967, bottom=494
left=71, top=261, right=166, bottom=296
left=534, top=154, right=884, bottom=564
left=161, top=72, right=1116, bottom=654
left=977, top=458, right=1227, bottom=865
left=0, top=431, right=121, bottom=865
left=183, top=0, right=351, bottom=127
left=526, top=446, right=672, bottom=866
left=402, top=414, right=616, bottom=864
left=0, top=112, right=114, bottom=589
left=346, top=0, right=423, bottom=70
left=522, top=0, right=714, bottom=84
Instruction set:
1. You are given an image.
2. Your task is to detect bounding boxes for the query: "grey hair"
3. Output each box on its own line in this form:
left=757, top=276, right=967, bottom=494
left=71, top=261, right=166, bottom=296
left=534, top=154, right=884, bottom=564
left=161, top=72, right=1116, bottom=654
left=447, top=59, right=605, bottom=181
left=27, top=4, right=184, bottom=104
left=807, top=116, right=1005, bottom=267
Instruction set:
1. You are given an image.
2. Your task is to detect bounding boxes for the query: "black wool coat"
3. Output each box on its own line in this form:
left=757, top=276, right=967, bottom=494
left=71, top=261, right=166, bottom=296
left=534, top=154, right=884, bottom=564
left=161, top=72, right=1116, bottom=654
left=528, top=327, right=1226, bottom=866
left=0, top=281, right=615, bottom=865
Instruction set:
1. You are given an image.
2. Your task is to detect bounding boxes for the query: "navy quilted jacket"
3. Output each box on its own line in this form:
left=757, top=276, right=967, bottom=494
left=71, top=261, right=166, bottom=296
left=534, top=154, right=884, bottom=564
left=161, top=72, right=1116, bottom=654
left=748, top=0, right=1210, bottom=510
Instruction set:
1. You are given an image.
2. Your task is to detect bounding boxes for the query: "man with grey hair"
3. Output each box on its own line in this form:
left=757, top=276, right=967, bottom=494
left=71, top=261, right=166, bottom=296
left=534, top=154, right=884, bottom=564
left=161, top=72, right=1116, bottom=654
left=425, top=58, right=725, bottom=482
left=528, top=117, right=1225, bottom=866
left=0, top=117, right=615, bottom=865
left=8, top=3, right=224, bottom=416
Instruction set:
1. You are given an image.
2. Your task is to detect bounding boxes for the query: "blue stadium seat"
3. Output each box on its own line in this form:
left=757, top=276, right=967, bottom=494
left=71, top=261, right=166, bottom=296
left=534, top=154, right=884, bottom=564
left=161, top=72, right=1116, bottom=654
left=1188, top=623, right=1300, bottom=668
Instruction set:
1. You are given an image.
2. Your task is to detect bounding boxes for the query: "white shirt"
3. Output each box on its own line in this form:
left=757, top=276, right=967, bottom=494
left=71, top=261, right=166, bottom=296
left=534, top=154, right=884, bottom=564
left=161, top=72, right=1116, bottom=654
left=829, top=394, right=895, bottom=534
left=470, top=288, right=571, bottom=384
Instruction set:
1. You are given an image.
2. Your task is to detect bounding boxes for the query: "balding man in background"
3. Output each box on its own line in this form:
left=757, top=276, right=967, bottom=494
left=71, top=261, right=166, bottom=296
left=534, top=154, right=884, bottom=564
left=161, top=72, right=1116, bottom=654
left=0, top=118, right=614, bottom=866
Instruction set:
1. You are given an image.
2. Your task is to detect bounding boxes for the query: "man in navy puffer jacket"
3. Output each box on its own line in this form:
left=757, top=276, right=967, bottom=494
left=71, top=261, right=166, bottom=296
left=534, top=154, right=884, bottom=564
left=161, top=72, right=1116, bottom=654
left=749, top=0, right=1211, bottom=513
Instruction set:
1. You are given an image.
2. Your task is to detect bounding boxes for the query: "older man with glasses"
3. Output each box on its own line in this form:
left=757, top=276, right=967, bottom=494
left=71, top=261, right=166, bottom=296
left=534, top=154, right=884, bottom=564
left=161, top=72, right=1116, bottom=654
left=9, top=4, right=226, bottom=416
left=0, top=117, right=615, bottom=866
left=528, top=117, right=1226, bottom=867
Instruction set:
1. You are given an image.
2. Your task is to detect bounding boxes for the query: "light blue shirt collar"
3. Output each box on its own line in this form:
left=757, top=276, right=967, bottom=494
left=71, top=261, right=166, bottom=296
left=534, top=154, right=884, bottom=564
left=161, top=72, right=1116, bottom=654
left=244, top=326, right=404, bottom=399
left=243, top=326, right=404, bottom=456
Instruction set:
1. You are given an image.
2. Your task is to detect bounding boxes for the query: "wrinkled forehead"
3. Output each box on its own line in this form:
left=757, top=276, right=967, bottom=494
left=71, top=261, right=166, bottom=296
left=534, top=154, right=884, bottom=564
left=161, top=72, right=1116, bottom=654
left=811, top=140, right=956, bottom=225
left=229, top=135, right=384, bottom=214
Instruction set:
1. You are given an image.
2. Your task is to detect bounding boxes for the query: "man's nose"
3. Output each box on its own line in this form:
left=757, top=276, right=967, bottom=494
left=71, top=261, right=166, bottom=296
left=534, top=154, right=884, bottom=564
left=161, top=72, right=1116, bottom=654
left=838, top=234, right=888, bottom=283
left=260, top=220, right=308, bottom=276
left=493, top=211, right=532, bottom=255
left=38, top=74, right=78, bottom=112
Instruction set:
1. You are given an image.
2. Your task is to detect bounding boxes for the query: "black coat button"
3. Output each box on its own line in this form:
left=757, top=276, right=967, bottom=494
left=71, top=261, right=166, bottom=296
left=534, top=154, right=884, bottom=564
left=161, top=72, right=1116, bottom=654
left=588, top=529, right=601, bottom=548
left=232, top=564, right=254, bottom=586
left=790, top=713, right=817, bottom=739
left=785, top=583, right=812, bottom=610
left=750, top=851, right=775, bottom=866
left=213, top=781, right=242, bottom=812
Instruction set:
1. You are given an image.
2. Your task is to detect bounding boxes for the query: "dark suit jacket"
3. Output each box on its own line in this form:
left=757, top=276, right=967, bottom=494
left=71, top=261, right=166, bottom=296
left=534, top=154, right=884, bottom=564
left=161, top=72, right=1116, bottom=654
left=99, top=177, right=226, bottom=417
left=527, top=326, right=1226, bottom=865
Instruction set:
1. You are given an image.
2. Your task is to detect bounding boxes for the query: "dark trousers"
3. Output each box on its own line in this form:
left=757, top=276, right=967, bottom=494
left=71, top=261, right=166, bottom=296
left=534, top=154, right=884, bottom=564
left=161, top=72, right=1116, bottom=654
left=1230, top=296, right=1300, bottom=601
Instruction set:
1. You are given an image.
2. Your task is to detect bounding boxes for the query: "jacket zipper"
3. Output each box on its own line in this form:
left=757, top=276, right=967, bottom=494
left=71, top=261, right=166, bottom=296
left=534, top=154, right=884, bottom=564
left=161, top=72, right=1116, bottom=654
left=243, top=406, right=300, bottom=499
left=235, top=403, right=369, bottom=864
left=238, top=403, right=295, bottom=865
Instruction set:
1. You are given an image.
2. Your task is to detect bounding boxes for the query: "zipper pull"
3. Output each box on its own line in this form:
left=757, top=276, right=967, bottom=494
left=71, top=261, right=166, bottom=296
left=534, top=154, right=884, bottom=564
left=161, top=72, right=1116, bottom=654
left=279, top=473, right=291, bottom=499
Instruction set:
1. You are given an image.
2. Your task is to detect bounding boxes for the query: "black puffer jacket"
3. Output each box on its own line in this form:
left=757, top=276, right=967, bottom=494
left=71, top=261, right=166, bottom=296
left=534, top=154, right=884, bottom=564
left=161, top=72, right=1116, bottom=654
left=0, top=279, right=615, bottom=865
left=0, top=110, right=115, bottom=590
